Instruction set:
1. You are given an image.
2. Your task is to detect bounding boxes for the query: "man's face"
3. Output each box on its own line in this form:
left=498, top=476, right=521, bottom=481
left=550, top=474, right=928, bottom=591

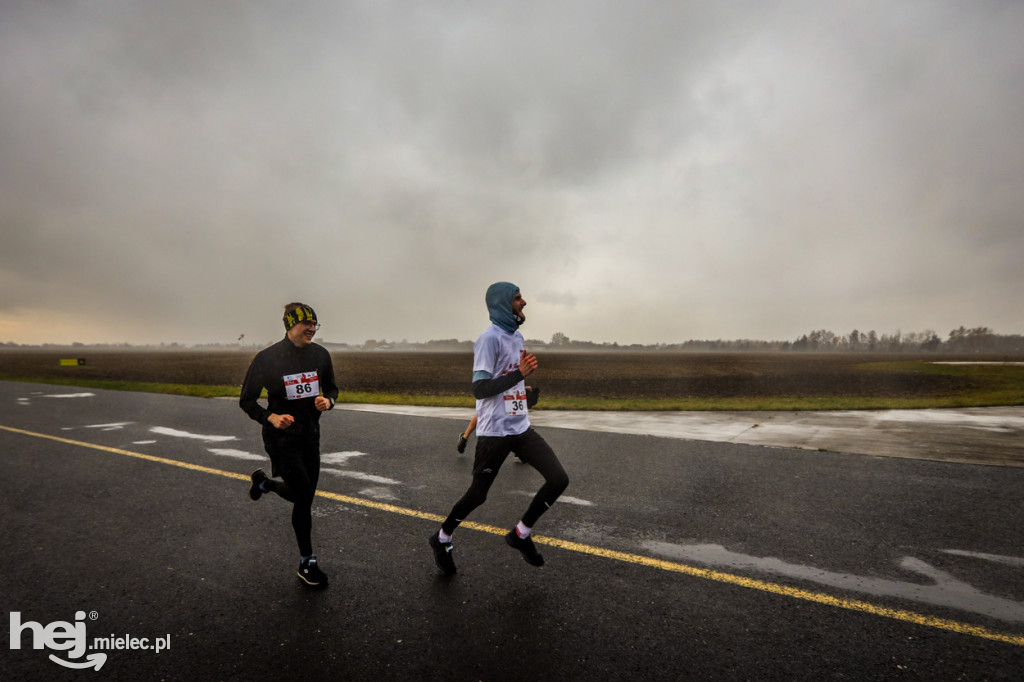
left=287, top=320, right=318, bottom=347
left=511, top=291, right=526, bottom=323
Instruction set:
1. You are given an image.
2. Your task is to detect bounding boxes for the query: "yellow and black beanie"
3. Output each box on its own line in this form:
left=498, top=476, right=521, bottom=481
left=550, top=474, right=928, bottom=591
left=283, top=304, right=317, bottom=331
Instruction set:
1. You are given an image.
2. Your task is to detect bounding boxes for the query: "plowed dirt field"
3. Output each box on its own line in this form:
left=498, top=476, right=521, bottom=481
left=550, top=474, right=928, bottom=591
left=1, top=349, right=1015, bottom=402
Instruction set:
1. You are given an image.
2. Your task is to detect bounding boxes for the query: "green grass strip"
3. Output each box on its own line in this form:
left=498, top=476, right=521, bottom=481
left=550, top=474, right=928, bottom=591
left=0, top=375, right=241, bottom=400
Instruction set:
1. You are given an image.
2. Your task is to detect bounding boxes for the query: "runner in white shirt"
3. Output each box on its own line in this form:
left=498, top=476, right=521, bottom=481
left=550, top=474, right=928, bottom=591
left=430, top=282, right=569, bottom=574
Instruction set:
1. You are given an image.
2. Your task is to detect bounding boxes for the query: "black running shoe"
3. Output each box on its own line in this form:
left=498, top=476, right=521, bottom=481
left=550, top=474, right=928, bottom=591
left=429, top=533, right=457, bottom=575
left=298, top=556, right=328, bottom=588
left=249, top=469, right=269, bottom=501
left=506, top=530, right=544, bottom=567
left=457, top=434, right=468, bottom=454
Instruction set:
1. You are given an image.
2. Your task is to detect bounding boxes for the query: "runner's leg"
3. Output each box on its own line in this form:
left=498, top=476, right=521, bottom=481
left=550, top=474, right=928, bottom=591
left=441, top=435, right=512, bottom=536
left=514, top=429, right=569, bottom=528
left=267, top=444, right=319, bottom=557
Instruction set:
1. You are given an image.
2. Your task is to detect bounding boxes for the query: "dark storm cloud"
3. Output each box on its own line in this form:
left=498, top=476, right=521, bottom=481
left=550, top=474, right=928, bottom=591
left=1, top=1, right=1021, bottom=345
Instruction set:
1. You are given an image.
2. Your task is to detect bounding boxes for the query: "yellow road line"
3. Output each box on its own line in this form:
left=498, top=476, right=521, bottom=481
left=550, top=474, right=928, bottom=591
left=3, top=424, right=1022, bottom=647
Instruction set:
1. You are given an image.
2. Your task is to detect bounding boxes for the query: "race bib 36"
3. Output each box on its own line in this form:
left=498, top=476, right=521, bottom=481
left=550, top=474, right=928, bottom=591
left=503, top=389, right=528, bottom=416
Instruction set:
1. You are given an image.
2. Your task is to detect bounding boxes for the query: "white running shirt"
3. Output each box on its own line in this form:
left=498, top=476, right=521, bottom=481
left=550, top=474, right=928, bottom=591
left=473, top=324, right=530, bottom=437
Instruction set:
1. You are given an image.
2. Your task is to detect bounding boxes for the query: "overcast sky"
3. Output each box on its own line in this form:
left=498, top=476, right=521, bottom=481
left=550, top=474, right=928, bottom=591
left=1, top=1, right=1022, bottom=347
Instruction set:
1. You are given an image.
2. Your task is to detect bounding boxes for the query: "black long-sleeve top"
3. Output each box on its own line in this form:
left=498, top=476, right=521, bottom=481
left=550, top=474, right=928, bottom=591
left=239, top=337, right=339, bottom=446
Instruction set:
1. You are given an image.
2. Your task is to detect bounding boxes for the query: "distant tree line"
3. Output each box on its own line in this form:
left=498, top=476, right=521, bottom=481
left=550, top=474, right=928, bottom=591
left=540, top=326, right=1024, bottom=354
left=1, top=326, right=1021, bottom=353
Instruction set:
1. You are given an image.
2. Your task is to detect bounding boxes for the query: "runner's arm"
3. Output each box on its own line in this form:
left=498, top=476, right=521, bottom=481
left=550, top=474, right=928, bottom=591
left=239, top=361, right=270, bottom=425
left=472, top=370, right=524, bottom=399
left=320, top=352, right=340, bottom=408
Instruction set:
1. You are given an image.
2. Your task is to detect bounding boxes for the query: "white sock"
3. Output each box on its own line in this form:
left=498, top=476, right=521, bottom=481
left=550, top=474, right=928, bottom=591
left=438, top=530, right=452, bottom=544
left=515, top=521, right=531, bottom=538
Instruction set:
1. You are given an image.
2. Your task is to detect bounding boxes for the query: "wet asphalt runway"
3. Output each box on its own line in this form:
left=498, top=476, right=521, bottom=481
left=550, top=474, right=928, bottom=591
left=2, top=381, right=1022, bottom=681
left=340, top=403, right=1024, bottom=468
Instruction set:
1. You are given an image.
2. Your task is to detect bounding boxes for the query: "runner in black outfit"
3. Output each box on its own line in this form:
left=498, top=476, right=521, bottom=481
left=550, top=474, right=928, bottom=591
left=240, top=302, right=339, bottom=588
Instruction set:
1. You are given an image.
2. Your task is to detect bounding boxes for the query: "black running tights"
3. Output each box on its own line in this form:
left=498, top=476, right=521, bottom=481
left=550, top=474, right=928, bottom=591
left=265, top=442, right=321, bottom=557
left=442, top=428, right=568, bottom=536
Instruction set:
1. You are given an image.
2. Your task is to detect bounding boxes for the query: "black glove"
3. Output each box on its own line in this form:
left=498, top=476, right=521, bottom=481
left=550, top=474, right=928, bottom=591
left=526, top=385, right=540, bottom=408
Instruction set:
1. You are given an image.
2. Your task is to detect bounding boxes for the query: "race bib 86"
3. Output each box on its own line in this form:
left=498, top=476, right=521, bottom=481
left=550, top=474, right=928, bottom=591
left=283, top=371, right=320, bottom=400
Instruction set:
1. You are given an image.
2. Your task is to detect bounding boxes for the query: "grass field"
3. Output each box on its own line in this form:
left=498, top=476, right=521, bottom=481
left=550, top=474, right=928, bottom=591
left=1, top=348, right=1022, bottom=410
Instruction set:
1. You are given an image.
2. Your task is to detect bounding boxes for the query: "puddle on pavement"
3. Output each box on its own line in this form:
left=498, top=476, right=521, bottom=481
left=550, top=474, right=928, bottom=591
left=642, top=541, right=1024, bottom=624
